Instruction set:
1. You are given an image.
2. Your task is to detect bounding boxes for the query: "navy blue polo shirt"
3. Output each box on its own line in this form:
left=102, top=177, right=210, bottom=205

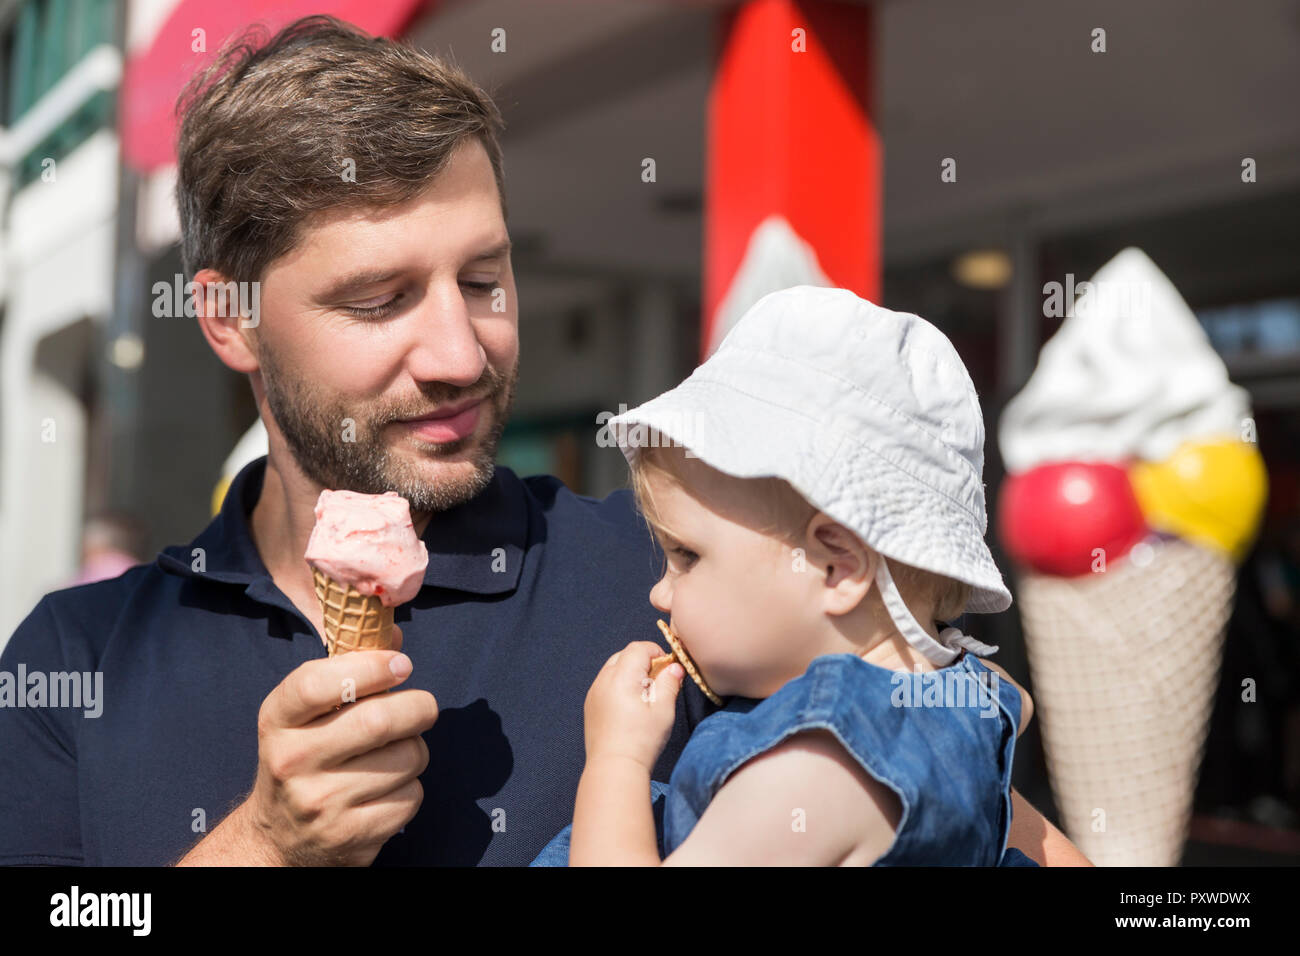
left=0, top=455, right=717, bottom=866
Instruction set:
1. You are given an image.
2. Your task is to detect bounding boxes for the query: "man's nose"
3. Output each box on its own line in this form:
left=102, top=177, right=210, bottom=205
left=403, top=285, right=488, bottom=387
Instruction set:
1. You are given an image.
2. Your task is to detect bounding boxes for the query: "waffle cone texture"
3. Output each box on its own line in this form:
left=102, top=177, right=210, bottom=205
left=312, top=567, right=397, bottom=656
left=656, top=619, right=723, bottom=705
left=1016, top=537, right=1235, bottom=866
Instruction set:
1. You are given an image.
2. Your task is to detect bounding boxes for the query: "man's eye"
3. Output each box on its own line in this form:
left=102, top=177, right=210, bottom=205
left=343, top=295, right=401, bottom=318
left=342, top=281, right=496, bottom=317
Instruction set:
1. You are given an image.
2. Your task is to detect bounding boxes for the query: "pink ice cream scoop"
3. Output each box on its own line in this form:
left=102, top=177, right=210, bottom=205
left=304, top=490, right=429, bottom=606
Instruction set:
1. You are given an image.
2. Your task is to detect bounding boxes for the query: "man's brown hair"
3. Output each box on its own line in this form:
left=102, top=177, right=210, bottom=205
left=175, top=14, right=507, bottom=285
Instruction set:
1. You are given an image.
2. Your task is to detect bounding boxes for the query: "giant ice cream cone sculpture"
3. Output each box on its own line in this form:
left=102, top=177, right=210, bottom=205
left=305, top=490, right=429, bottom=656
left=997, top=248, right=1267, bottom=866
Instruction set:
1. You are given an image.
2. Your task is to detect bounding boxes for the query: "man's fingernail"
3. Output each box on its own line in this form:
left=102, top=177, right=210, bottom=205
left=390, top=654, right=412, bottom=678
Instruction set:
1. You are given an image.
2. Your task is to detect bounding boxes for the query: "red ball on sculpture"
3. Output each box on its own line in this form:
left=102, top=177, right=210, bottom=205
left=997, top=462, right=1149, bottom=576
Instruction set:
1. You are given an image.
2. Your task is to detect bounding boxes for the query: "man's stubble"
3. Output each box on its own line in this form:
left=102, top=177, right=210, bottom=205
left=258, top=338, right=518, bottom=515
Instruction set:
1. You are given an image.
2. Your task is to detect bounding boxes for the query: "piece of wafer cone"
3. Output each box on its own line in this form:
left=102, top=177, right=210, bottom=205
left=655, top=619, right=723, bottom=705
left=311, top=566, right=397, bottom=656
left=1015, top=537, right=1235, bottom=866
left=648, top=653, right=676, bottom=679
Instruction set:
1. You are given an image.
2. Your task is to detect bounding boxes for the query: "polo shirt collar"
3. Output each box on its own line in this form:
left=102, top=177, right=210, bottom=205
left=156, top=455, right=526, bottom=596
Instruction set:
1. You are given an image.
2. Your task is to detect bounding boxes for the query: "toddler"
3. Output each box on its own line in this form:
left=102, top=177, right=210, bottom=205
left=532, top=285, right=1036, bottom=866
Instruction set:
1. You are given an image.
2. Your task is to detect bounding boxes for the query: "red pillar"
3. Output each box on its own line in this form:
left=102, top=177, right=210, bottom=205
left=703, top=0, right=879, bottom=359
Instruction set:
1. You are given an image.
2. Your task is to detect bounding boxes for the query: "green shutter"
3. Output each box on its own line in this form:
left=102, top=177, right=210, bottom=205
left=9, top=0, right=120, bottom=189
left=10, top=1, right=39, bottom=122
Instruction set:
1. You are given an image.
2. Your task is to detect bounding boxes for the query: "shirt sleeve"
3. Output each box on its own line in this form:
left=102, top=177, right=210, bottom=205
left=0, top=596, right=85, bottom=865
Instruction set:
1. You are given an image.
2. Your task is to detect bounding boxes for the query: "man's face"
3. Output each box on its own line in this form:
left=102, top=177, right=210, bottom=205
left=251, top=138, right=519, bottom=514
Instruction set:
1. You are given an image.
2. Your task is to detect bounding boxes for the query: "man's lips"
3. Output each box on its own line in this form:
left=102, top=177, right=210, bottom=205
left=398, top=398, right=485, bottom=443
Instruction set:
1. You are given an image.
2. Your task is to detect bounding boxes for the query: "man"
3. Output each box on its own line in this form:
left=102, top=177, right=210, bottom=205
left=0, top=15, right=1086, bottom=866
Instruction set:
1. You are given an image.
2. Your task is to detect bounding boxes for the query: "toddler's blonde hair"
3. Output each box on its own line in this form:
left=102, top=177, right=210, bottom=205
left=629, top=443, right=972, bottom=623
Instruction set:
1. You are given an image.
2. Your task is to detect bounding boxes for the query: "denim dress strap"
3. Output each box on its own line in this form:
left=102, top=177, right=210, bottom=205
left=661, top=653, right=1025, bottom=866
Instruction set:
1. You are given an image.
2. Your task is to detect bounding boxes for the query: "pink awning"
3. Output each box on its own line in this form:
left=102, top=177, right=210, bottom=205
left=120, top=0, right=432, bottom=172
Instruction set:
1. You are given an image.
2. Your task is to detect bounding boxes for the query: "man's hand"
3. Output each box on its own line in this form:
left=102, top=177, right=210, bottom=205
left=177, top=627, right=438, bottom=866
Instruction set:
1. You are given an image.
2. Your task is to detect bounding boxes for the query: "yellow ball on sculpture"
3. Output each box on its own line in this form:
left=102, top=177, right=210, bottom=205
left=211, top=475, right=233, bottom=517
left=1129, top=438, right=1268, bottom=563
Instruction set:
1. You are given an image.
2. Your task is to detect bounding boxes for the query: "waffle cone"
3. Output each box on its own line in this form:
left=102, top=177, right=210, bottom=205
left=311, top=567, right=397, bottom=656
left=1016, top=537, right=1235, bottom=866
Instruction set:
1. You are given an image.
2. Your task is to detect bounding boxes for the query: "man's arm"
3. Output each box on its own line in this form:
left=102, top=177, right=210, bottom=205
left=1007, top=788, right=1094, bottom=866
left=173, top=799, right=284, bottom=866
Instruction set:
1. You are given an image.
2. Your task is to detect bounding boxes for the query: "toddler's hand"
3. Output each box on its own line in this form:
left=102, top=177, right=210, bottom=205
left=583, top=641, right=685, bottom=772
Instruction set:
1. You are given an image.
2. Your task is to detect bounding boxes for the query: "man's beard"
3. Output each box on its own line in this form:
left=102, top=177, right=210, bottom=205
left=259, top=343, right=517, bottom=514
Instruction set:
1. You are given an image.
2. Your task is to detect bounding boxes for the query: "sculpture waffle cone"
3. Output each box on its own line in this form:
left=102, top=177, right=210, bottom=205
left=311, top=567, right=396, bottom=656
left=1016, top=537, right=1235, bottom=866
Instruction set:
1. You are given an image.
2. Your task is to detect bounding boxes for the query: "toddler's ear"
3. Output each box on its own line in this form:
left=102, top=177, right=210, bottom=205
left=806, top=516, right=874, bottom=614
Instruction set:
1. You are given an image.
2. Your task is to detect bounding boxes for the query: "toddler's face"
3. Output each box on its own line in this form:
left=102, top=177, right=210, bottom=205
left=644, top=466, right=828, bottom=699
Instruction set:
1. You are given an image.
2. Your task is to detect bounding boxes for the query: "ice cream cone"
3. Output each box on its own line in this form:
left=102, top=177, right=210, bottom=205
left=1015, top=537, right=1235, bottom=866
left=312, top=566, right=397, bottom=656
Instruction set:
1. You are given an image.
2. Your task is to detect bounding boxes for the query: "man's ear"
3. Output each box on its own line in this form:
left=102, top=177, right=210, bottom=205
left=192, top=268, right=260, bottom=374
left=804, top=513, right=875, bottom=616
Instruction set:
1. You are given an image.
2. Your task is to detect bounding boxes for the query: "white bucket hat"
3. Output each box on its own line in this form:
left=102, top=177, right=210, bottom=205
left=609, top=285, right=1012, bottom=667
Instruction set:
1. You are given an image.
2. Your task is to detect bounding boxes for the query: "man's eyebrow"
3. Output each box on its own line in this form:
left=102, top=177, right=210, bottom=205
left=315, top=268, right=404, bottom=303
left=471, top=238, right=513, bottom=260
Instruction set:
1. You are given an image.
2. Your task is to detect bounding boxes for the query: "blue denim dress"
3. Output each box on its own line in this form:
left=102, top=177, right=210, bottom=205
left=531, top=651, right=1039, bottom=866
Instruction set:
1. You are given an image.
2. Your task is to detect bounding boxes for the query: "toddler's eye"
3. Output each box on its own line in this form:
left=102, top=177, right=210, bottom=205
left=670, top=546, right=698, bottom=567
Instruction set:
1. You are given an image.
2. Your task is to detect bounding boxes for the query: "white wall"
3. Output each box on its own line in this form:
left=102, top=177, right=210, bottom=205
left=0, top=130, right=119, bottom=649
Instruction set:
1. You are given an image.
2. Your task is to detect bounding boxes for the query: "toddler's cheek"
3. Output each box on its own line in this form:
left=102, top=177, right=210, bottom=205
left=696, top=651, right=746, bottom=698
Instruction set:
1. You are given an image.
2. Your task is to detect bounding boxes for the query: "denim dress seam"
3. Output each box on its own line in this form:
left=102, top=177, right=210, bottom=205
left=960, top=656, right=1021, bottom=860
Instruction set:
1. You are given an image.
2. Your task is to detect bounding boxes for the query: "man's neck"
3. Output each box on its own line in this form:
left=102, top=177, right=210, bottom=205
left=247, top=452, right=317, bottom=588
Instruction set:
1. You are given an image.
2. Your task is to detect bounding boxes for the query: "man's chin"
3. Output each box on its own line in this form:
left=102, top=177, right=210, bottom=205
left=371, top=444, right=495, bottom=515
left=388, top=434, right=484, bottom=474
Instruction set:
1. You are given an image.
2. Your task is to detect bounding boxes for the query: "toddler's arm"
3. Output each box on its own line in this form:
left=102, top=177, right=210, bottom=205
left=662, top=729, right=900, bottom=866
left=980, top=660, right=1033, bottom=736
left=1007, top=789, right=1094, bottom=866
left=571, top=753, right=662, bottom=865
